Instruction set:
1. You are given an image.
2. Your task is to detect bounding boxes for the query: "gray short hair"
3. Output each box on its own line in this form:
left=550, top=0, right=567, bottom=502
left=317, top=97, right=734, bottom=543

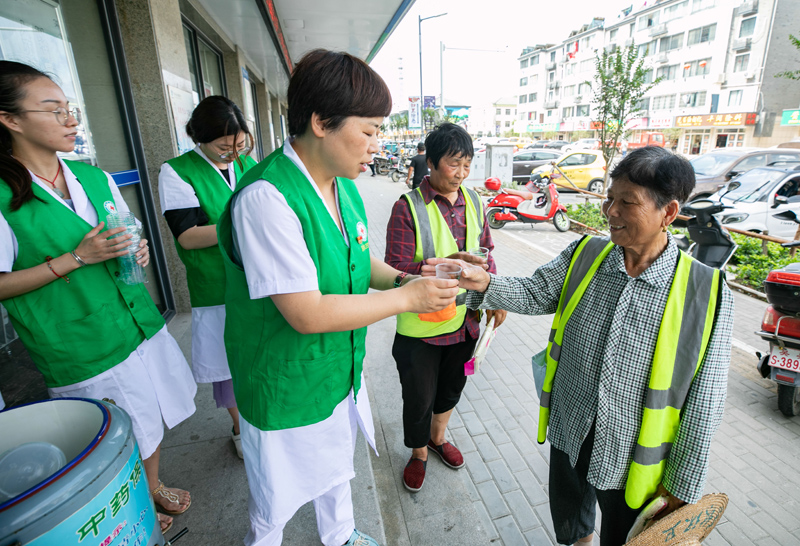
left=610, top=147, right=695, bottom=207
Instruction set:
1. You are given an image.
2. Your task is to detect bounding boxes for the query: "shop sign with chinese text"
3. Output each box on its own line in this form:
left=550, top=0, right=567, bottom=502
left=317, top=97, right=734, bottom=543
left=675, top=113, right=757, bottom=128
left=781, top=109, right=800, bottom=126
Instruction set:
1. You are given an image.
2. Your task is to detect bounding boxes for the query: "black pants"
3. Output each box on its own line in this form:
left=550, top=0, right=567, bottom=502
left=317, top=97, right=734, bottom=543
left=549, top=423, right=643, bottom=546
left=369, top=163, right=375, bottom=175
left=392, top=333, right=476, bottom=448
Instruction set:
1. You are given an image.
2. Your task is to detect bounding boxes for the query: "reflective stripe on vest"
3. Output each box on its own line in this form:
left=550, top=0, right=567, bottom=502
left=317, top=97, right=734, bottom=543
left=535, top=236, right=721, bottom=509
left=395, top=186, right=483, bottom=337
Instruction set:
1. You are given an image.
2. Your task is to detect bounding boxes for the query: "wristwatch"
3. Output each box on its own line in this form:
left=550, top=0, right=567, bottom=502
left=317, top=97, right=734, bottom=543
left=394, top=271, right=408, bottom=288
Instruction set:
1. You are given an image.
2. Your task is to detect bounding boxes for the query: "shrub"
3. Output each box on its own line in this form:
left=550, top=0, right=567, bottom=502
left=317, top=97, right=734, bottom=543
left=727, top=233, right=800, bottom=290
left=566, top=202, right=608, bottom=231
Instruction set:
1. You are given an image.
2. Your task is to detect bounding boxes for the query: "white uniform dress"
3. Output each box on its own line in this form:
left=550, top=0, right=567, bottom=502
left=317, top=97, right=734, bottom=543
left=0, top=159, right=197, bottom=459
left=231, top=140, right=376, bottom=546
left=158, top=145, right=235, bottom=383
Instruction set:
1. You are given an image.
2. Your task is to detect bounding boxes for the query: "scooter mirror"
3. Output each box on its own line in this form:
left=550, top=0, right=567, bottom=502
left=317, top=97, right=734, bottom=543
left=719, top=180, right=741, bottom=200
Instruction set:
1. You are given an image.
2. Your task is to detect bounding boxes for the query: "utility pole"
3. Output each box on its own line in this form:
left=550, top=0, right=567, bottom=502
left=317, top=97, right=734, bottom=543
left=419, top=13, right=446, bottom=134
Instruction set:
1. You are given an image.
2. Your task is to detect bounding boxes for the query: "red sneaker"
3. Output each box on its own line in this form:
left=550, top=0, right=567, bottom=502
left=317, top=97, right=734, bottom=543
left=403, top=457, right=427, bottom=492
left=427, top=439, right=465, bottom=469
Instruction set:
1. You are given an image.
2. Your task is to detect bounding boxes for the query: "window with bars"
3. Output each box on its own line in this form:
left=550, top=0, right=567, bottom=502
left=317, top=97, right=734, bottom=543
left=659, top=33, right=684, bottom=53
left=739, top=17, right=756, bottom=38
left=657, top=64, right=678, bottom=80
left=680, top=91, right=706, bottom=107
left=733, top=54, right=749, bottom=72
left=687, top=24, right=716, bottom=45
left=652, top=94, right=676, bottom=110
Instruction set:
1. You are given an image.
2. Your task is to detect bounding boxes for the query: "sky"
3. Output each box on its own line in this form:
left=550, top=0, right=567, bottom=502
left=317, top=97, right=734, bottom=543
left=370, top=0, right=640, bottom=112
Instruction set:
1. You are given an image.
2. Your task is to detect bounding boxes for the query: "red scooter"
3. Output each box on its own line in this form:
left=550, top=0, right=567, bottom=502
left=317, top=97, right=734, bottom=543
left=484, top=174, right=570, bottom=232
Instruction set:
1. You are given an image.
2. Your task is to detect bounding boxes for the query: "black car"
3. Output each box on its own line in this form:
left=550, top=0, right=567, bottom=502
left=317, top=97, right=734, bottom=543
left=545, top=140, right=569, bottom=150
left=513, top=150, right=563, bottom=183
left=525, top=140, right=551, bottom=149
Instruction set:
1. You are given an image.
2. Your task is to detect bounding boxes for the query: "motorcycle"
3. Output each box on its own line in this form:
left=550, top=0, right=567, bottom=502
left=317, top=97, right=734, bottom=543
left=755, top=208, right=800, bottom=416
left=390, top=156, right=411, bottom=183
left=484, top=171, right=570, bottom=232
left=673, top=181, right=740, bottom=269
left=373, top=155, right=392, bottom=176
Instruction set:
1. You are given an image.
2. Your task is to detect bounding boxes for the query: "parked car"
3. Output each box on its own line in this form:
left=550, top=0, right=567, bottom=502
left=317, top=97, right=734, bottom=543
left=507, top=137, right=533, bottom=150
left=689, top=148, right=800, bottom=199
left=531, top=149, right=606, bottom=193
left=706, top=165, right=800, bottom=239
left=545, top=140, right=570, bottom=150
left=627, top=132, right=666, bottom=149
left=512, top=150, right=563, bottom=183
left=563, top=138, right=600, bottom=154
left=526, top=140, right=551, bottom=149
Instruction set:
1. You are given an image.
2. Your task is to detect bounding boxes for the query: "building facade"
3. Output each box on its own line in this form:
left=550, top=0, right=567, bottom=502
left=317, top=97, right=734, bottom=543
left=512, top=0, right=800, bottom=153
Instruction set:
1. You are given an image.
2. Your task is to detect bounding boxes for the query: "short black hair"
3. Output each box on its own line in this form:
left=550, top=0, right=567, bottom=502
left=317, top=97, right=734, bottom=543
left=610, top=146, right=695, bottom=206
left=185, top=95, right=250, bottom=144
left=425, top=123, right=473, bottom=170
left=288, top=49, right=392, bottom=137
left=417, top=142, right=425, bottom=152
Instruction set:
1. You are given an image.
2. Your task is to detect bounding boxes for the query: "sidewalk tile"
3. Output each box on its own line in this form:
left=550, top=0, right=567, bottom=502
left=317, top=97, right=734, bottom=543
left=482, top=389, right=506, bottom=409
left=509, top=430, right=538, bottom=456
left=534, top=503, right=557, bottom=543
left=525, top=450, right=550, bottom=486
left=500, top=440, right=528, bottom=473
left=703, top=528, right=732, bottom=546
left=460, top=470, right=482, bottom=502
left=473, top=500, right=500, bottom=541
left=524, top=527, right=555, bottom=546
left=448, top=410, right=464, bottom=429
left=464, top=450, right=492, bottom=484
left=752, top=512, right=800, bottom=546
left=504, top=489, right=541, bottom=531
left=457, top=397, right=474, bottom=413
left=462, top=382, right=483, bottom=401
left=495, top=514, right=528, bottom=546
left=746, top=489, right=800, bottom=532
left=484, top=418, right=512, bottom=445
left=471, top=398, right=492, bottom=418
left=474, top=433, right=502, bottom=462
left=720, top=504, right=769, bottom=542
left=476, top=480, right=511, bottom=518
left=450, top=426, right=477, bottom=454
left=472, top=373, right=493, bottom=392
left=487, top=458, right=519, bottom=493
left=515, top=469, right=549, bottom=506
left=461, top=411, right=486, bottom=436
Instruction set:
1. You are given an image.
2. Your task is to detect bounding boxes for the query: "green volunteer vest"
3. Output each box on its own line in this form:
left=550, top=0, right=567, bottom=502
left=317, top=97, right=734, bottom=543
left=395, top=186, right=484, bottom=338
left=0, top=160, right=165, bottom=387
left=165, top=150, right=257, bottom=307
left=217, top=147, right=371, bottom=431
left=537, top=236, right=721, bottom=509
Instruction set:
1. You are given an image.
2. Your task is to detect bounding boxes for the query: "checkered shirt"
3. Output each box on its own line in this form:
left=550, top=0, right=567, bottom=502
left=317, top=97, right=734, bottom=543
left=466, top=234, right=734, bottom=503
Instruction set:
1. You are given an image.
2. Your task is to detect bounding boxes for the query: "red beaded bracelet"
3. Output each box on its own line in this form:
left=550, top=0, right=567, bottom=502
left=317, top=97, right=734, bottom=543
left=45, top=256, right=70, bottom=283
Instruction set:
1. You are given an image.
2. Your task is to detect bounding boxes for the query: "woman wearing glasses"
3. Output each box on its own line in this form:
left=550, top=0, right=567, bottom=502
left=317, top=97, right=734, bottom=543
left=0, top=61, right=196, bottom=533
left=158, top=96, right=257, bottom=458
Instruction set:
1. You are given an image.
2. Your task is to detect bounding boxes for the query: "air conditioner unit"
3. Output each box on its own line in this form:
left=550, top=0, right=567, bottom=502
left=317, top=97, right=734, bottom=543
left=624, top=38, right=634, bottom=47
left=735, top=0, right=758, bottom=16
left=715, top=73, right=726, bottom=84
left=605, top=43, right=617, bottom=54
left=546, top=61, right=557, bottom=70
left=732, top=37, right=752, bottom=51
left=744, top=71, right=756, bottom=80
left=656, top=53, right=669, bottom=64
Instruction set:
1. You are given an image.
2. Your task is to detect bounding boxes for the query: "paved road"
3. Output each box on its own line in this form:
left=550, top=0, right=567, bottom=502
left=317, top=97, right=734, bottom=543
left=358, top=173, right=800, bottom=546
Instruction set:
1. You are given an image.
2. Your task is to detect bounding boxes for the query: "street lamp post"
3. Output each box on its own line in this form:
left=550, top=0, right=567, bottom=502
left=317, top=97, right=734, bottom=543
left=419, top=12, right=446, bottom=133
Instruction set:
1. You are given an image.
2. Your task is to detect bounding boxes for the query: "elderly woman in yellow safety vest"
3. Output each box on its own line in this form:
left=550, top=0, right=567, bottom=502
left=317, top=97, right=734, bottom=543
left=426, top=146, right=734, bottom=546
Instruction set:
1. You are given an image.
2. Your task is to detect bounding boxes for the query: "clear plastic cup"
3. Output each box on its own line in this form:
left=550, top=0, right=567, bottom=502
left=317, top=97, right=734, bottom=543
left=0, top=442, right=66, bottom=502
left=469, top=247, right=490, bottom=258
left=435, top=263, right=462, bottom=279
left=106, top=212, right=146, bottom=285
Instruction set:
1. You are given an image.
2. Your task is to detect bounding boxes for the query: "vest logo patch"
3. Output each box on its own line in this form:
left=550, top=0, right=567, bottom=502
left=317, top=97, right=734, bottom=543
left=103, top=201, right=117, bottom=214
left=356, top=221, right=367, bottom=245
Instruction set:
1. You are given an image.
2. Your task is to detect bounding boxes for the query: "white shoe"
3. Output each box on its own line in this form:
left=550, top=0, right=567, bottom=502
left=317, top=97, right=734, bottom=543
left=232, top=428, right=243, bottom=459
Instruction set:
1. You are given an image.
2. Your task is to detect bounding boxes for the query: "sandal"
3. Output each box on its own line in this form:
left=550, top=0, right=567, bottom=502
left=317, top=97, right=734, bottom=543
left=158, top=513, right=173, bottom=534
left=151, top=480, right=191, bottom=515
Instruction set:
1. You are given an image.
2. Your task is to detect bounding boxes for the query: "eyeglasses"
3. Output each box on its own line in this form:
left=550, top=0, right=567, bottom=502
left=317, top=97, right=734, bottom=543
left=217, top=146, right=252, bottom=160
left=20, top=106, right=82, bottom=126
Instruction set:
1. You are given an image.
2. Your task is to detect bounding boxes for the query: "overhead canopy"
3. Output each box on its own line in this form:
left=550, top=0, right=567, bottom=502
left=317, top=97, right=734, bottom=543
left=195, top=0, right=414, bottom=100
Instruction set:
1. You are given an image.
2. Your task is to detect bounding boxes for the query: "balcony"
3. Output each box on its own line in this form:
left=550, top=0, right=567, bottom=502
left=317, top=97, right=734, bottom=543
left=649, top=24, right=668, bottom=37
left=732, top=37, right=752, bottom=51
left=735, top=0, right=758, bottom=16
left=544, top=100, right=559, bottom=109
left=545, top=61, right=557, bottom=70
left=624, top=37, right=634, bottom=47
left=604, top=43, right=617, bottom=54
left=656, top=52, right=669, bottom=64
left=547, top=81, right=560, bottom=89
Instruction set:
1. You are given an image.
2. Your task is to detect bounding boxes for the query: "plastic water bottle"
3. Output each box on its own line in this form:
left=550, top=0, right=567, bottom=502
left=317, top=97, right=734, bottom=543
left=106, top=212, right=146, bottom=285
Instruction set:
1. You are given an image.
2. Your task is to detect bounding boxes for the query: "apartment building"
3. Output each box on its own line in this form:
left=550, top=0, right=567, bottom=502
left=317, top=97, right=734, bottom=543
left=470, top=97, right=518, bottom=136
left=513, top=0, right=800, bottom=154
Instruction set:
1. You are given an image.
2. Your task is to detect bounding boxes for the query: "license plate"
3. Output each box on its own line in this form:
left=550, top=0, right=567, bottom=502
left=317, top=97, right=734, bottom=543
left=769, top=345, right=800, bottom=372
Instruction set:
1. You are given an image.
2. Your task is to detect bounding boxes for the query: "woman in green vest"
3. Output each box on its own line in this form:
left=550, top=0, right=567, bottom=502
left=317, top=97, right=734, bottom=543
left=159, top=96, right=257, bottom=459
left=0, top=61, right=196, bottom=534
left=216, top=49, right=460, bottom=546
left=428, top=147, right=734, bottom=546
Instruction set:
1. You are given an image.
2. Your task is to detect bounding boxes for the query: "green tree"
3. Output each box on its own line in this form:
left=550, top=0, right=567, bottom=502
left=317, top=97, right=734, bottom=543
left=588, top=42, right=661, bottom=190
left=775, top=33, right=800, bottom=80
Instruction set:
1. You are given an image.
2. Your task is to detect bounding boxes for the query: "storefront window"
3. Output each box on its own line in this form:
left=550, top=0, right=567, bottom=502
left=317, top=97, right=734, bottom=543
left=0, top=0, right=95, bottom=165
left=183, top=22, right=225, bottom=99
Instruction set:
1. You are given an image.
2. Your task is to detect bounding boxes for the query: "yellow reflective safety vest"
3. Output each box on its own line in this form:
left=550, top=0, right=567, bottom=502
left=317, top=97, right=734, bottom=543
left=536, top=235, right=722, bottom=509
left=395, top=185, right=484, bottom=338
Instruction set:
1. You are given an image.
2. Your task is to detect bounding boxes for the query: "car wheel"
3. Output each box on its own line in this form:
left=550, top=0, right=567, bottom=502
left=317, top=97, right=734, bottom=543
left=553, top=210, right=570, bottom=232
left=487, top=209, right=506, bottom=229
left=778, top=384, right=800, bottom=416
left=587, top=180, right=604, bottom=194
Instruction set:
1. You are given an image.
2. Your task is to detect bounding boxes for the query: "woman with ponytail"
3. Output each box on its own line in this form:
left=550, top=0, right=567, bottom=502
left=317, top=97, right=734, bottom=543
left=0, top=60, right=196, bottom=533
left=158, top=96, right=257, bottom=458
